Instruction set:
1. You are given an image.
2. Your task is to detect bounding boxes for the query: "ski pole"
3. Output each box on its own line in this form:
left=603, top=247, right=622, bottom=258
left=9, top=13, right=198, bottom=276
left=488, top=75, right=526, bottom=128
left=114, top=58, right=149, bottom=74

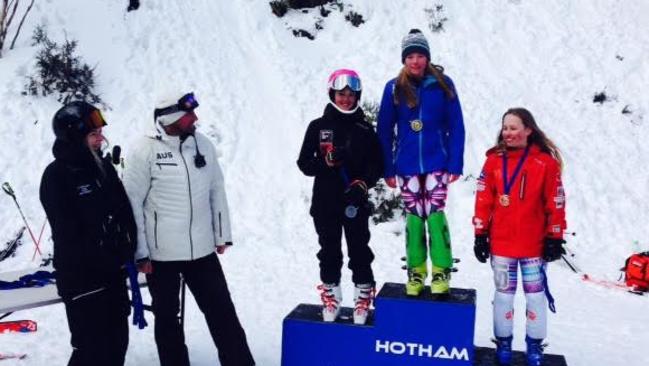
left=561, top=254, right=580, bottom=274
left=2, top=182, right=43, bottom=258
left=180, top=276, right=187, bottom=328
left=31, top=218, right=48, bottom=261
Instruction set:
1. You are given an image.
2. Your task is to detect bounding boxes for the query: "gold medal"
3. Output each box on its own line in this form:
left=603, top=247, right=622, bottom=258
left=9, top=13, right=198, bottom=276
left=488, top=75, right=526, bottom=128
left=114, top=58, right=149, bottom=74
left=410, top=119, right=423, bottom=132
left=499, top=194, right=510, bottom=207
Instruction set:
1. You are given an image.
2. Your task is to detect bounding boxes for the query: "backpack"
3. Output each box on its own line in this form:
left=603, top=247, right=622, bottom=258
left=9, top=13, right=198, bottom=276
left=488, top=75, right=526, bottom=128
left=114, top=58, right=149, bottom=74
left=623, top=252, right=649, bottom=291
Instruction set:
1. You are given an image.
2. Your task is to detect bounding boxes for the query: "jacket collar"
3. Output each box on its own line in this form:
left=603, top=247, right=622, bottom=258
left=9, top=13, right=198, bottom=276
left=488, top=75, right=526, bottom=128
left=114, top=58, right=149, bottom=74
left=52, top=139, right=96, bottom=167
left=322, top=103, right=366, bottom=125
left=421, top=75, right=438, bottom=89
left=146, top=124, right=196, bottom=147
left=487, top=144, right=541, bottom=158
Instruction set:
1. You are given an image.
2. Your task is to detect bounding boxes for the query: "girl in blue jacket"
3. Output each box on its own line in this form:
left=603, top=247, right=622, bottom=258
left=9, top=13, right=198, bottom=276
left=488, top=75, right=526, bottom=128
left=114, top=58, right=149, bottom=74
left=377, top=29, right=465, bottom=295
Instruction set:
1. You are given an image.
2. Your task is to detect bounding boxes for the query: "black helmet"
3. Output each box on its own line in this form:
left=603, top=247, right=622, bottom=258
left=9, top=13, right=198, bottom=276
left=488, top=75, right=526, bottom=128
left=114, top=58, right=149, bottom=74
left=52, top=101, right=107, bottom=142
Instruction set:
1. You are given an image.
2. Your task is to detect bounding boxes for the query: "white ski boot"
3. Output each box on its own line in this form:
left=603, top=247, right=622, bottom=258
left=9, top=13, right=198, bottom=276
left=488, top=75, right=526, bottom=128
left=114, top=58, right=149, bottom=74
left=353, top=283, right=375, bottom=325
left=318, top=283, right=342, bottom=322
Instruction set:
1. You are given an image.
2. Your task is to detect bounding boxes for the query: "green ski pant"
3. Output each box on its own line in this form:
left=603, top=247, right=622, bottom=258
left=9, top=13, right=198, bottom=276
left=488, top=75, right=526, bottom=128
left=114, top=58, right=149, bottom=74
left=405, top=212, right=453, bottom=269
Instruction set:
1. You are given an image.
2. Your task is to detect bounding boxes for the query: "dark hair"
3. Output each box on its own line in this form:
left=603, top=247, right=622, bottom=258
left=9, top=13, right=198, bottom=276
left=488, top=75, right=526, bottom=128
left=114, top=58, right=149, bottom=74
left=393, top=63, right=455, bottom=108
left=495, top=108, right=563, bottom=168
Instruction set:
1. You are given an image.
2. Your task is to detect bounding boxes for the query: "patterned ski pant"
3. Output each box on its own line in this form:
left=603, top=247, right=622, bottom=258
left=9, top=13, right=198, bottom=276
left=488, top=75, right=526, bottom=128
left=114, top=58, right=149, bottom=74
left=397, top=172, right=448, bottom=218
left=491, top=255, right=547, bottom=339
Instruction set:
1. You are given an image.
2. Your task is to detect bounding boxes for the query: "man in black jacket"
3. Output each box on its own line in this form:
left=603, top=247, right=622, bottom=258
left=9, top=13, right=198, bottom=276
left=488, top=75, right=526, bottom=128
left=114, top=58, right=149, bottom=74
left=297, top=69, right=383, bottom=325
left=40, top=101, right=137, bottom=366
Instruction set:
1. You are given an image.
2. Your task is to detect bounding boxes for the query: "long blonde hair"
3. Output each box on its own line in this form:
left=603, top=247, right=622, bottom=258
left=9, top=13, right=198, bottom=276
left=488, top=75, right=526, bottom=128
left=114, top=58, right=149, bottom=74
left=393, top=63, right=455, bottom=108
left=495, top=108, right=563, bottom=168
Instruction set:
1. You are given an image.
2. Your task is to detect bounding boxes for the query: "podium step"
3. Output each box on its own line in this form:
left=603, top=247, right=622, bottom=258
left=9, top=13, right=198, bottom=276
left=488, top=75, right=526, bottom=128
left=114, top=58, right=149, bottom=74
left=284, top=303, right=375, bottom=326
left=474, top=347, right=568, bottom=365
left=282, top=282, right=477, bottom=365
left=377, top=282, right=476, bottom=304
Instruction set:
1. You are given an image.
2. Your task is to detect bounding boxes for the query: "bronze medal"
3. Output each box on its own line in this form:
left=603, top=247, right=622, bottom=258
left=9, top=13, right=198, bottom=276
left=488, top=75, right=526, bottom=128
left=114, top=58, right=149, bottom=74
left=500, top=146, right=530, bottom=209
left=499, top=194, right=510, bottom=207
left=410, top=119, right=423, bottom=132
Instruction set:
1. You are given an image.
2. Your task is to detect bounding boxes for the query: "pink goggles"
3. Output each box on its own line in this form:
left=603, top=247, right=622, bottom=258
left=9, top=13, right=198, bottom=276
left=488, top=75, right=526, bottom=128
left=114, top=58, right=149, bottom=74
left=327, top=69, right=362, bottom=92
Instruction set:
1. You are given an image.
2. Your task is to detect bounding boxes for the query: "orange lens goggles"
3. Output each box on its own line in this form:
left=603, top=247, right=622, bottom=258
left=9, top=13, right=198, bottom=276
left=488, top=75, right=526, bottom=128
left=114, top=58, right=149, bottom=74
left=86, top=109, right=107, bottom=129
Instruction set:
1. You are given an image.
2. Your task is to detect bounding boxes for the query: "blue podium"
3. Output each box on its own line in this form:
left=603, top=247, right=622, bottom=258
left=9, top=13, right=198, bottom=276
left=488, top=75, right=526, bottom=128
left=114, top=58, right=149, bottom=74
left=282, top=283, right=475, bottom=365
left=281, top=282, right=568, bottom=365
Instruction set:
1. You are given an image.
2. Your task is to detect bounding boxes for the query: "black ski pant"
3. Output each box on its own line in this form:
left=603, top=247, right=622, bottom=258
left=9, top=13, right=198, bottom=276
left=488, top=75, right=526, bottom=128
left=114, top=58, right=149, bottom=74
left=313, top=207, right=375, bottom=285
left=64, top=283, right=130, bottom=366
left=147, top=253, right=255, bottom=366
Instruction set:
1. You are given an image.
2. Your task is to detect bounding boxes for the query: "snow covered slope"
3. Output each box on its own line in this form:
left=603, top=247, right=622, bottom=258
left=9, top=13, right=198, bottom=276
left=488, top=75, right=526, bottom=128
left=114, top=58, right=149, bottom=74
left=1, top=0, right=648, bottom=365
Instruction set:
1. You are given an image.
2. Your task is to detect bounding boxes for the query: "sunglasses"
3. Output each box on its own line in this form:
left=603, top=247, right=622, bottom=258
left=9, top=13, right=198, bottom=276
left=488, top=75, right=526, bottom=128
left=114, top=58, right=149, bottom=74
left=154, top=92, right=199, bottom=119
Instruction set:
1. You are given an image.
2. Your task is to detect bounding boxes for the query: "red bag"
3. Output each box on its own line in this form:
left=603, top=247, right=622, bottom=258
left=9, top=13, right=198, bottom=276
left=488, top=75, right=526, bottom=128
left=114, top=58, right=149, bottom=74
left=624, top=252, right=649, bottom=291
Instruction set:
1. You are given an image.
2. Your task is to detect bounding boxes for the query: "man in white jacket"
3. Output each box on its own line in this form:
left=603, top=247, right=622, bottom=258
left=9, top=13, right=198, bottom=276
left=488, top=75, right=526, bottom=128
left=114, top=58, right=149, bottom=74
left=122, top=91, right=255, bottom=366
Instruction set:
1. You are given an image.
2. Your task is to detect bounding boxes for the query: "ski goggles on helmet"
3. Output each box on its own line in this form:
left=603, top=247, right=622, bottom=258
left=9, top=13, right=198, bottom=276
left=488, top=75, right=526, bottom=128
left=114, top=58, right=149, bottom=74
left=86, top=109, right=107, bottom=129
left=328, top=73, right=362, bottom=92
left=154, top=92, right=199, bottom=119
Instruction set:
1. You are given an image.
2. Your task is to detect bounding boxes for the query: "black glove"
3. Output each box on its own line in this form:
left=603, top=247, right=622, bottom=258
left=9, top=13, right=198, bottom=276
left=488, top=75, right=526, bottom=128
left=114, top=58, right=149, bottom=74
left=344, top=181, right=367, bottom=207
left=474, top=235, right=490, bottom=263
left=325, top=146, right=346, bottom=167
left=543, top=237, right=566, bottom=262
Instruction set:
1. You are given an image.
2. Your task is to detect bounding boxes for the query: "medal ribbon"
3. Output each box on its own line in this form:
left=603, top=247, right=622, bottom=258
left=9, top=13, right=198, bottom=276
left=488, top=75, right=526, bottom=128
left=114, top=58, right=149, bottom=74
left=502, top=146, right=530, bottom=195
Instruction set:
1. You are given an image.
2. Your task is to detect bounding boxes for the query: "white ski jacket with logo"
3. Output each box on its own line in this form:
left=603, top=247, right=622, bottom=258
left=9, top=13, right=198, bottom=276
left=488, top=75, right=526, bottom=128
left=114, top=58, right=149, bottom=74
left=122, top=127, right=232, bottom=262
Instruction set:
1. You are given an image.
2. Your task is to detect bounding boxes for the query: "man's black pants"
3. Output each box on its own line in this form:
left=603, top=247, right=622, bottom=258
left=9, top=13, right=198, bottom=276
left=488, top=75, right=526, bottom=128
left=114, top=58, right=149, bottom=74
left=147, top=253, right=254, bottom=366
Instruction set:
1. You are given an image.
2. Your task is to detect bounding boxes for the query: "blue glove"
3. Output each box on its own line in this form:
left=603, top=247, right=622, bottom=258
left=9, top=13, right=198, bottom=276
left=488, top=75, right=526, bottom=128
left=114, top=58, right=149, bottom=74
left=126, top=262, right=148, bottom=329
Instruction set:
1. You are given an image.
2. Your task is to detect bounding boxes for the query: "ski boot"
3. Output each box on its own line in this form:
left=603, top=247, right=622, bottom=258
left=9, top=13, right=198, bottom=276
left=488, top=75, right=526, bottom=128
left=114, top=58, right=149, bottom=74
left=406, top=263, right=427, bottom=296
left=427, top=212, right=453, bottom=294
left=353, top=283, right=375, bottom=325
left=318, top=283, right=342, bottom=322
left=405, top=214, right=427, bottom=296
left=430, top=266, right=450, bottom=294
left=525, top=336, right=545, bottom=366
left=493, top=336, right=513, bottom=366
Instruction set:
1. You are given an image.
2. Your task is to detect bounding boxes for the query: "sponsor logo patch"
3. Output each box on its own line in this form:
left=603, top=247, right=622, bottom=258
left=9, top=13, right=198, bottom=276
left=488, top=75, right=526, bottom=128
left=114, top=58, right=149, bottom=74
left=77, top=184, right=92, bottom=196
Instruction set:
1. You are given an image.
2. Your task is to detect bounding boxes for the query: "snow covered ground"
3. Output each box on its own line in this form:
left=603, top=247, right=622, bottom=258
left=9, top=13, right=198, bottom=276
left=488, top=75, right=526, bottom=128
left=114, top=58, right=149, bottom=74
left=1, top=0, right=648, bottom=365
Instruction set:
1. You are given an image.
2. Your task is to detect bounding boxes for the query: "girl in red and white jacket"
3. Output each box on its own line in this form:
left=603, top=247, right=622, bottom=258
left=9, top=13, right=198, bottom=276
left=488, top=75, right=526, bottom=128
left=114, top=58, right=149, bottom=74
left=472, top=108, right=566, bottom=366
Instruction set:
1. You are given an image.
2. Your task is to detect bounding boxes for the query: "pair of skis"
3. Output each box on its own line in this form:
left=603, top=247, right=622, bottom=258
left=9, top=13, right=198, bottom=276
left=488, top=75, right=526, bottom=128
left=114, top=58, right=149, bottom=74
left=2, top=182, right=46, bottom=261
left=0, top=320, right=35, bottom=361
left=581, top=273, right=646, bottom=296
left=561, top=244, right=645, bottom=296
left=0, top=320, right=37, bottom=333
left=0, top=352, right=27, bottom=360
left=0, top=228, right=25, bottom=262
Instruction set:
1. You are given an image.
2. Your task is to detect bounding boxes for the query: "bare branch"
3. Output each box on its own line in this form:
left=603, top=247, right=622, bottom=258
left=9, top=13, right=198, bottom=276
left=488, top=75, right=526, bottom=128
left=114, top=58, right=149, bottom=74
left=0, top=1, right=10, bottom=57
left=9, top=0, right=34, bottom=49
left=6, top=0, right=18, bottom=30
